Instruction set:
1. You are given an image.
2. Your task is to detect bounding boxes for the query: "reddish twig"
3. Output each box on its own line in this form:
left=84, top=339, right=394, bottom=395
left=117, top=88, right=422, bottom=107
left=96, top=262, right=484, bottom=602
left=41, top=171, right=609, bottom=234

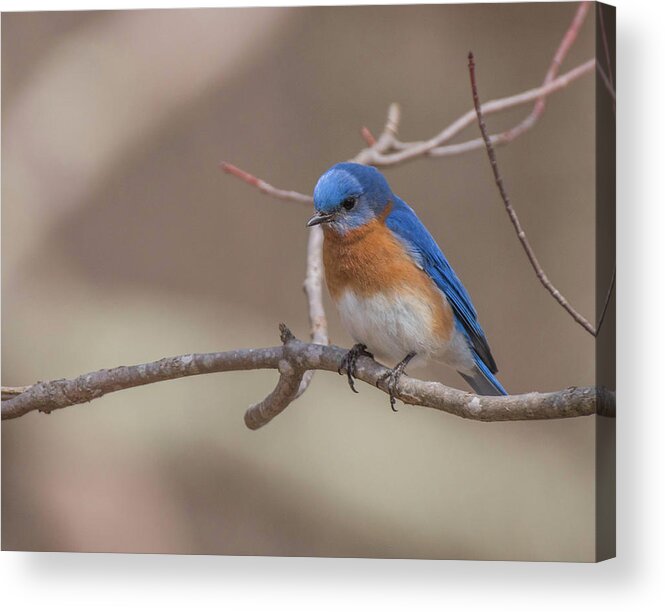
left=360, top=126, right=377, bottom=147
left=220, top=162, right=312, bottom=204
left=530, top=1, right=591, bottom=119
left=468, top=51, right=597, bottom=337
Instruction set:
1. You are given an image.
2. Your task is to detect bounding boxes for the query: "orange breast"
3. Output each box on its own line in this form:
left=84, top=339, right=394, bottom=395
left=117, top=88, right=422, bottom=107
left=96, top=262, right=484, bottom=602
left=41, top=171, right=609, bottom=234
left=322, top=207, right=454, bottom=342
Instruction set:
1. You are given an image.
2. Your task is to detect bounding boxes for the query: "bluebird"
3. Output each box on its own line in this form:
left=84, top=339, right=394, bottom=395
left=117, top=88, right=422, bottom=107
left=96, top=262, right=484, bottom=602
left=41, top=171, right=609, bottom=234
left=308, top=162, right=507, bottom=409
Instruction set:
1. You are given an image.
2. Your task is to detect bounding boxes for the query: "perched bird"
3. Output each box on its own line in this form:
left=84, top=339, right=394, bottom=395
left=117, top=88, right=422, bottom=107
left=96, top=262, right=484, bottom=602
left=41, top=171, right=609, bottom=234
left=308, top=162, right=506, bottom=409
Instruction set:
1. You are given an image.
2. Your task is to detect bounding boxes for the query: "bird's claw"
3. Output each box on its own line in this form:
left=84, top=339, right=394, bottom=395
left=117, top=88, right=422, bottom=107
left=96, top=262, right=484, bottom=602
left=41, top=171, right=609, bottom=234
left=377, top=352, right=416, bottom=412
left=339, top=343, right=374, bottom=393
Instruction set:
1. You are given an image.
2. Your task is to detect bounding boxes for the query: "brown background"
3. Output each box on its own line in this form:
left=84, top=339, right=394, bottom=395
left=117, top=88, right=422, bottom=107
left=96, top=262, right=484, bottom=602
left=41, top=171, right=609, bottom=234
left=2, top=3, right=600, bottom=560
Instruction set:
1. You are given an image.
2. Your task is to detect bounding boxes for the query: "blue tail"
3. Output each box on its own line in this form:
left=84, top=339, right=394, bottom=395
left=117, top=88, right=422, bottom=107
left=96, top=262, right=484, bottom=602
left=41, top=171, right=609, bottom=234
left=458, top=356, right=507, bottom=396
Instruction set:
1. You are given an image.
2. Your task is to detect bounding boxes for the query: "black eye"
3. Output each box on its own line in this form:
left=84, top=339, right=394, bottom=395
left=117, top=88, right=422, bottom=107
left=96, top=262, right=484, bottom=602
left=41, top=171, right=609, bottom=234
left=342, top=196, right=357, bottom=211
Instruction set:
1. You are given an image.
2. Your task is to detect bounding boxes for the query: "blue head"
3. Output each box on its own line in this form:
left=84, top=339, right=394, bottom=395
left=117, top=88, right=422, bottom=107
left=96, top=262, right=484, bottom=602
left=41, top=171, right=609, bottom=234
left=308, top=163, right=393, bottom=233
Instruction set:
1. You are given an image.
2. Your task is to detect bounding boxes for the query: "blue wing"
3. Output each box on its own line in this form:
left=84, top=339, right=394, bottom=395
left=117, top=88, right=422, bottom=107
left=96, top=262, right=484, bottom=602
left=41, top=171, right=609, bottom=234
left=386, top=197, right=501, bottom=380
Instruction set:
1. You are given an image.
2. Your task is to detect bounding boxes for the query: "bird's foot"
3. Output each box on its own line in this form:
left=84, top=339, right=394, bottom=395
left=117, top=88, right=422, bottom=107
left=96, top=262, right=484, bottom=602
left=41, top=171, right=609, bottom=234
left=338, top=343, right=374, bottom=393
left=377, top=352, right=416, bottom=412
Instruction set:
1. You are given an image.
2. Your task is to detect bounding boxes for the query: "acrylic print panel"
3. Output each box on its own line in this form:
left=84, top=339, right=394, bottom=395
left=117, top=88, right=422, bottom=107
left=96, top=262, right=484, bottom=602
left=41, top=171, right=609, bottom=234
left=2, top=2, right=615, bottom=561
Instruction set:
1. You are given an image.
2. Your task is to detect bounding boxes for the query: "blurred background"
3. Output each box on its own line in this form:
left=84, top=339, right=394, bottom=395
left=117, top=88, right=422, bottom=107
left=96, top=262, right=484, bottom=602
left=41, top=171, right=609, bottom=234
left=2, top=3, right=601, bottom=560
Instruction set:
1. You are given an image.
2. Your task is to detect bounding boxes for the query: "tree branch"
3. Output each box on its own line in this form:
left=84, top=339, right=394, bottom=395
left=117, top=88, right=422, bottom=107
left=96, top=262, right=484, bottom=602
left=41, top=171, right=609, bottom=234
left=468, top=50, right=599, bottom=336
left=353, top=66, right=595, bottom=167
left=1, top=326, right=614, bottom=425
left=219, top=162, right=313, bottom=204
left=244, top=325, right=306, bottom=429
left=369, top=1, right=593, bottom=164
left=218, top=4, right=595, bottom=201
left=469, top=47, right=616, bottom=338
left=295, top=223, right=329, bottom=398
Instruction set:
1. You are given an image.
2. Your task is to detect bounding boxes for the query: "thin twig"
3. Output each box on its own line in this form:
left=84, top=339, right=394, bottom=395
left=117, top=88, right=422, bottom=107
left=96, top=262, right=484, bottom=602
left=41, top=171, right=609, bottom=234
left=468, top=51, right=596, bottom=337
left=360, top=126, right=377, bottom=147
left=1, top=326, right=614, bottom=425
left=295, top=224, right=329, bottom=398
left=219, top=162, right=312, bottom=204
left=596, top=269, right=615, bottom=335
left=447, top=1, right=590, bottom=167
left=528, top=2, right=592, bottom=123
left=596, top=63, right=616, bottom=102
left=420, top=60, right=595, bottom=158
left=597, top=3, right=614, bottom=90
left=356, top=102, right=401, bottom=163
left=359, top=62, right=594, bottom=165
left=360, top=2, right=592, bottom=165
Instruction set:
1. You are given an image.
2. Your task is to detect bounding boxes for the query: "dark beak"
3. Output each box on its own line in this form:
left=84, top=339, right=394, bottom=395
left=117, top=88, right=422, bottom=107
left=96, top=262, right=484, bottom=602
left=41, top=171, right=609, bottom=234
left=306, top=212, right=334, bottom=227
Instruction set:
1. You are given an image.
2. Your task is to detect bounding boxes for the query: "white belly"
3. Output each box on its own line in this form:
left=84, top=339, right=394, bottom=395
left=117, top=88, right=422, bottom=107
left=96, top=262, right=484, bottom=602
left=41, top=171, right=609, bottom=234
left=335, top=289, right=475, bottom=372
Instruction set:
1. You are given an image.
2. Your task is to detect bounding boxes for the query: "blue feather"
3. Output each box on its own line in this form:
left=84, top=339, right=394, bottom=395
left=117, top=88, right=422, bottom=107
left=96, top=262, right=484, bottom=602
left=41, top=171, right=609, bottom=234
left=469, top=354, right=507, bottom=395
left=386, top=197, right=502, bottom=382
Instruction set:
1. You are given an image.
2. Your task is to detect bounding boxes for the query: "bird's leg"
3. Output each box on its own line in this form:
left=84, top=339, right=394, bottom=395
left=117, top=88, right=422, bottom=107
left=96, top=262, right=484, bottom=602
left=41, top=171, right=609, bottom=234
left=377, top=352, right=416, bottom=412
left=338, top=343, right=374, bottom=393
